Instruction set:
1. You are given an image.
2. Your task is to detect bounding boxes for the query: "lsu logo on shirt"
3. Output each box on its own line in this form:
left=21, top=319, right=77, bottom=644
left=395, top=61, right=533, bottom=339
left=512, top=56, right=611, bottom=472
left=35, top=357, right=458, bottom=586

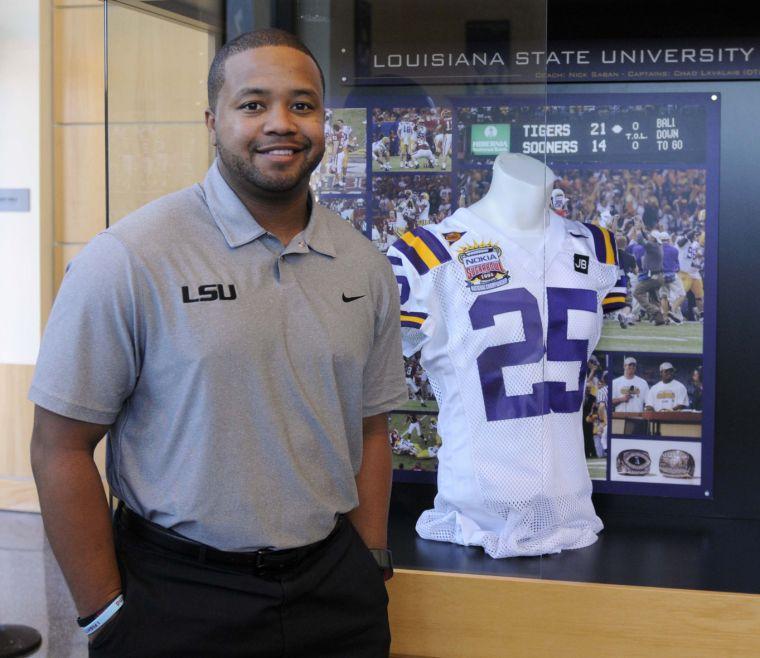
left=457, top=241, right=511, bottom=292
left=442, top=231, right=467, bottom=246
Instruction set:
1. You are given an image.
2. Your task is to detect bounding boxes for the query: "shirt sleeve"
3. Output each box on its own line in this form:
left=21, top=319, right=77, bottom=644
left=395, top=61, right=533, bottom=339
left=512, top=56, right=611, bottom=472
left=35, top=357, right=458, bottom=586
left=386, top=230, right=441, bottom=358
left=361, top=254, right=408, bottom=417
left=28, top=232, right=142, bottom=425
left=602, top=270, right=629, bottom=313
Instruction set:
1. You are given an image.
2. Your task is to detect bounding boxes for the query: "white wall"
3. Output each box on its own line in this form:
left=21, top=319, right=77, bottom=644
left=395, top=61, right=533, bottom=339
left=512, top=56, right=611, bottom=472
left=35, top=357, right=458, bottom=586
left=0, top=0, right=41, bottom=364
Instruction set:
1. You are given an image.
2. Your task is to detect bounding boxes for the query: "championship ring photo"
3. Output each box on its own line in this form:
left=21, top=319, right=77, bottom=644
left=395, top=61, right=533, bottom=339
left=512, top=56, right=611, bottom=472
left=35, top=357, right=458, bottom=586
left=616, top=449, right=652, bottom=476
left=659, top=449, right=696, bottom=478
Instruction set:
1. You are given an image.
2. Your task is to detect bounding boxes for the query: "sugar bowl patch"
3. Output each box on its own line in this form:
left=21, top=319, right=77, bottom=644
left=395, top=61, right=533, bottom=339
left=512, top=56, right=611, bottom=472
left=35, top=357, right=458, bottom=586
left=457, top=241, right=510, bottom=291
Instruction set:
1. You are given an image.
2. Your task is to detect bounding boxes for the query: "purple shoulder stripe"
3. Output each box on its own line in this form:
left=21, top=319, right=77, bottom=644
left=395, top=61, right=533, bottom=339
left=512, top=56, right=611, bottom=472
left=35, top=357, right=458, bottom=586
left=410, top=227, right=452, bottom=264
left=390, top=238, right=429, bottom=275
left=585, top=224, right=609, bottom=264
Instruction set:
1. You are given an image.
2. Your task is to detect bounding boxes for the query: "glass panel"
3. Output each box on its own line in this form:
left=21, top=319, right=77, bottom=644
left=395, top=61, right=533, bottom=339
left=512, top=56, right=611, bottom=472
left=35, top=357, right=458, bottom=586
left=103, top=0, right=559, bottom=580
left=235, top=0, right=550, bottom=576
left=111, top=1, right=224, bottom=33
left=105, top=0, right=222, bottom=226
left=98, top=0, right=760, bottom=605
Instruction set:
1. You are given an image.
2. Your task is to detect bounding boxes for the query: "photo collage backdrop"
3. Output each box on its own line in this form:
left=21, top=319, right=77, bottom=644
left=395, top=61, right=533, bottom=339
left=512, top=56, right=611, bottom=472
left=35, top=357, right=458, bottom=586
left=311, top=93, right=719, bottom=497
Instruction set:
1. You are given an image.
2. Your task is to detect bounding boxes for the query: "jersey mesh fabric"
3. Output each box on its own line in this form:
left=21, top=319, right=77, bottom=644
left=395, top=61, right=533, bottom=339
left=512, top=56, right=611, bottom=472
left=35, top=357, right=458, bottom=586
left=390, top=209, right=618, bottom=558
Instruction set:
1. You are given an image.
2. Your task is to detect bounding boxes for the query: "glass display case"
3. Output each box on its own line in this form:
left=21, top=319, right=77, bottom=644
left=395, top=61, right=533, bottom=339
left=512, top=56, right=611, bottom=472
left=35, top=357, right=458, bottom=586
left=103, top=1, right=760, bottom=655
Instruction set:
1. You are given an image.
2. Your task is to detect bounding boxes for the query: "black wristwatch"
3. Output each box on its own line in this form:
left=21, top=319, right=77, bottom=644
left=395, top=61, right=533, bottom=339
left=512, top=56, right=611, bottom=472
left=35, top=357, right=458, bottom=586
left=369, top=548, right=394, bottom=580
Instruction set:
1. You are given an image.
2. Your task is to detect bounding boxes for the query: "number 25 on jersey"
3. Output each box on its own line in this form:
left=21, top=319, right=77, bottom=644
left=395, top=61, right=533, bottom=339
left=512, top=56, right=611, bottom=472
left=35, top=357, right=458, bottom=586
left=469, top=286, right=596, bottom=421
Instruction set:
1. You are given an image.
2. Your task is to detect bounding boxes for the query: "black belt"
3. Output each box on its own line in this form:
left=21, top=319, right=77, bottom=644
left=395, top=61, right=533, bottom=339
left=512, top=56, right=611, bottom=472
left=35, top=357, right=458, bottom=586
left=117, top=504, right=343, bottom=575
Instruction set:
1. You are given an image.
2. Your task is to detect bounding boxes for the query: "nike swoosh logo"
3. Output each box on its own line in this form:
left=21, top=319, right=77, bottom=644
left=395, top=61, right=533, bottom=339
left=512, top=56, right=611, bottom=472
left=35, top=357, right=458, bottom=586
left=342, top=293, right=365, bottom=302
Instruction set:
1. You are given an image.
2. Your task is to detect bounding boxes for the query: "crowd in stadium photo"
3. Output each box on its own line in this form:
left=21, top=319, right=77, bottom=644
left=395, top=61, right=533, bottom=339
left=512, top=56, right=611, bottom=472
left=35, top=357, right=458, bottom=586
left=457, top=168, right=494, bottom=207
left=551, top=168, right=707, bottom=326
left=321, top=197, right=367, bottom=233
left=455, top=103, right=547, bottom=127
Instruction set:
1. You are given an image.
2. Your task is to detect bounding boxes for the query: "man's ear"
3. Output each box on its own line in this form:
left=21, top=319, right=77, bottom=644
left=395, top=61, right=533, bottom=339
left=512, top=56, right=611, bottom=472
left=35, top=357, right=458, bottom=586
left=205, top=108, right=217, bottom=147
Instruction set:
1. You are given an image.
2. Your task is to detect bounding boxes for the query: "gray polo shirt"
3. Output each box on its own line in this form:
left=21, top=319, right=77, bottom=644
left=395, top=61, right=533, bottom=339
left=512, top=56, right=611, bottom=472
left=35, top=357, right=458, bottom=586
left=30, top=161, right=407, bottom=551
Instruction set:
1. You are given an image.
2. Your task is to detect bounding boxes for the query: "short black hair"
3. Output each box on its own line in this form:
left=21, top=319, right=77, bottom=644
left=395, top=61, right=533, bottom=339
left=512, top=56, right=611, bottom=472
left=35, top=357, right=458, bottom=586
left=207, top=28, right=325, bottom=111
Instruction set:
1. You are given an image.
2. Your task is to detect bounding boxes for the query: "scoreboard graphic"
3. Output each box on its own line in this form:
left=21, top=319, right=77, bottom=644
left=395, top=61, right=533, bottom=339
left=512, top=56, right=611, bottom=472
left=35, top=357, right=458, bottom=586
left=457, top=99, right=711, bottom=164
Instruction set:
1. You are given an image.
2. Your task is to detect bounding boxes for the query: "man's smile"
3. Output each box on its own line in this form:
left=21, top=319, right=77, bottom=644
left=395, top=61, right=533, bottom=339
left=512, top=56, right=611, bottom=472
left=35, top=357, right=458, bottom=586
left=253, top=143, right=308, bottom=163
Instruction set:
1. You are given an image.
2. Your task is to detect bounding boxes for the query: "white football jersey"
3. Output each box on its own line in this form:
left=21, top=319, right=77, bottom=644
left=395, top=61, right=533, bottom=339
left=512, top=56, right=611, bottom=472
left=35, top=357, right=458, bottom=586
left=372, top=140, right=389, bottom=157
left=337, top=125, right=352, bottom=149
left=387, top=208, right=624, bottom=558
left=418, top=199, right=430, bottom=223
left=398, top=120, right=414, bottom=137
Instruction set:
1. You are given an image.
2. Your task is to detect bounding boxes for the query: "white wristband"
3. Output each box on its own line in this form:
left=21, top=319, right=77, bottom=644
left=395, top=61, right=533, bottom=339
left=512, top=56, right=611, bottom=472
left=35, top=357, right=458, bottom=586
left=83, top=594, right=124, bottom=635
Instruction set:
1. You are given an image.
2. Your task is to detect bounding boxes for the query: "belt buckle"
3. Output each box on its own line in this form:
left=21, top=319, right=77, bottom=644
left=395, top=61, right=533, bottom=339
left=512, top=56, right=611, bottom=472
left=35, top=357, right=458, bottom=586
left=254, top=549, right=268, bottom=573
left=254, top=547, right=303, bottom=577
left=254, top=548, right=281, bottom=577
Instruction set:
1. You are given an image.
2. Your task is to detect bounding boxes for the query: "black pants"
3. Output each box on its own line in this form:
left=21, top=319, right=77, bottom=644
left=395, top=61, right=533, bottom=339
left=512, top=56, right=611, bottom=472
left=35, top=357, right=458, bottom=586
left=89, top=512, right=390, bottom=657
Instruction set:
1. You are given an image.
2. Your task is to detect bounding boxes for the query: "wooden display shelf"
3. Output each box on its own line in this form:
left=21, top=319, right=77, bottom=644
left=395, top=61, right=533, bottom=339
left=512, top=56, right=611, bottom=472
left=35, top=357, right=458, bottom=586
left=387, top=569, right=760, bottom=658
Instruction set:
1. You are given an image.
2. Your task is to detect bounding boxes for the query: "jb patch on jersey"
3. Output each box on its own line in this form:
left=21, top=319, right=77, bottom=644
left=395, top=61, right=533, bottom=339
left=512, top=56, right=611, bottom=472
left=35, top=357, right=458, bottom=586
left=387, top=209, right=623, bottom=559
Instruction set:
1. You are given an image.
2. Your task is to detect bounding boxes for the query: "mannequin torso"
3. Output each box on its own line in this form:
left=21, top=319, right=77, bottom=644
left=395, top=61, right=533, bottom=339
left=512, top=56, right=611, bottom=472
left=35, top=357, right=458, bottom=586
left=469, top=153, right=556, bottom=252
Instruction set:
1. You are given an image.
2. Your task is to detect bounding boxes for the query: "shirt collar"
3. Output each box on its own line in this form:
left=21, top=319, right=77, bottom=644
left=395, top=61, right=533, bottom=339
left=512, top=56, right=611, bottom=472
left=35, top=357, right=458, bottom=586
left=201, top=160, right=266, bottom=248
left=201, top=160, right=336, bottom=257
left=301, top=198, right=337, bottom=258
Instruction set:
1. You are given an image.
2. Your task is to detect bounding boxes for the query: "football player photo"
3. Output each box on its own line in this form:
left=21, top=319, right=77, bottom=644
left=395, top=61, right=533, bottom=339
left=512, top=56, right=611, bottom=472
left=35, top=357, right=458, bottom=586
left=372, top=174, right=454, bottom=236
left=371, top=105, right=453, bottom=172
left=310, top=107, right=367, bottom=195
left=388, top=410, right=441, bottom=473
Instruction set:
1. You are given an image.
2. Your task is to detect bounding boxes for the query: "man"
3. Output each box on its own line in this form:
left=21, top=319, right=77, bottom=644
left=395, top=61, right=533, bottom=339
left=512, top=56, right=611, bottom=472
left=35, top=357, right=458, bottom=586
left=611, top=233, right=637, bottom=328
left=404, top=357, right=422, bottom=403
left=29, top=29, right=406, bottom=657
left=437, top=188, right=452, bottom=222
left=372, top=135, right=392, bottom=171
left=633, top=221, right=666, bottom=325
left=334, top=117, right=354, bottom=188
left=398, top=190, right=418, bottom=233
left=659, top=232, right=686, bottom=323
left=416, top=192, right=431, bottom=225
left=550, top=188, right=568, bottom=217
left=587, top=371, right=608, bottom=458
left=677, top=230, right=705, bottom=320
left=426, top=417, right=438, bottom=449
left=397, top=113, right=415, bottom=168
left=318, top=107, right=334, bottom=184
left=582, top=356, right=601, bottom=458
left=401, top=414, right=422, bottom=442
left=435, top=108, right=453, bottom=170
left=411, top=121, right=437, bottom=169
left=645, top=362, right=689, bottom=412
left=611, top=357, right=650, bottom=413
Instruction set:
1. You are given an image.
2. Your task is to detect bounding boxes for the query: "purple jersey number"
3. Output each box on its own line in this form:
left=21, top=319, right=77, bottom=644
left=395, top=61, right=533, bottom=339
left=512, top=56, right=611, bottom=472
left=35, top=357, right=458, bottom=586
left=388, top=256, right=411, bottom=305
left=469, top=287, right=597, bottom=421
